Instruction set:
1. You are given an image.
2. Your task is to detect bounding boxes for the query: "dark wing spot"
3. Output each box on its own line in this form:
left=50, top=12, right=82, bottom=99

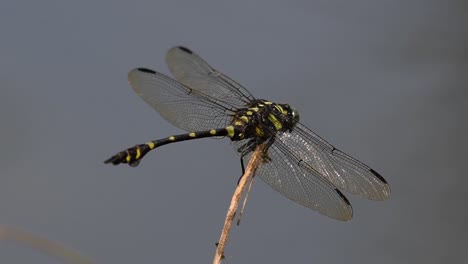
left=335, top=188, right=351, bottom=206
left=177, top=46, right=193, bottom=54
left=370, top=169, right=388, bottom=184
left=137, top=68, right=156, bottom=74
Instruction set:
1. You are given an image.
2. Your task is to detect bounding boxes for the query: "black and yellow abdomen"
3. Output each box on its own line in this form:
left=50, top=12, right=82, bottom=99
left=105, top=126, right=244, bottom=166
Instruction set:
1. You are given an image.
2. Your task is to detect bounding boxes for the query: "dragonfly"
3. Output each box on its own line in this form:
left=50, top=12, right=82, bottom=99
left=105, top=46, right=391, bottom=221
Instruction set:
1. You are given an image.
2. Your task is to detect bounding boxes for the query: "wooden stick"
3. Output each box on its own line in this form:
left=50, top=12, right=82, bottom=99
left=237, top=171, right=256, bottom=226
left=213, top=144, right=265, bottom=264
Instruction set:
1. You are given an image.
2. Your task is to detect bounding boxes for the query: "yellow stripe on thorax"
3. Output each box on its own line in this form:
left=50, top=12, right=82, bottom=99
left=268, top=114, right=283, bottom=130
left=240, top=116, right=249, bottom=122
left=274, top=104, right=286, bottom=114
left=255, top=126, right=265, bottom=137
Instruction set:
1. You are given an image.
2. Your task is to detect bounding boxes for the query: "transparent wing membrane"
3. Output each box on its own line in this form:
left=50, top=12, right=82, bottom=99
left=128, top=68, right=235, bottom=132
left=166, top=46, right=255, bottom=108
left=278, top=123, right=391, bottom=200
left=234, top=139, right=353, bottom=221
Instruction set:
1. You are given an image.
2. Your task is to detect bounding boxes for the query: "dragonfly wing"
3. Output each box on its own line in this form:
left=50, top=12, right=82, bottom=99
left=277, top=123, right=391, bottom=200
left=128, top=68, right=235, bottom=132
left=166, top=46, right=255, bottom=108
left=234, top=139, right=353, bottom=221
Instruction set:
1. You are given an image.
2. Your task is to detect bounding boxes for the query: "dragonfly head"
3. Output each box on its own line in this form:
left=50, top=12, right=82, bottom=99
left=278, top=103, right=299, bottom=131
left=290, top=107, right=300, bottom=125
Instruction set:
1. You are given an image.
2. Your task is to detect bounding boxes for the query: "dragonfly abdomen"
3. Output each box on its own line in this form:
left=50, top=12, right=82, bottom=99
left=105, top=127, right=238, bottom=167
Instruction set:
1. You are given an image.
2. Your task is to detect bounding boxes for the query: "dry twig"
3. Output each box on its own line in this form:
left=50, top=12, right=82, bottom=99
left=213, top=144, right=266, bottom=264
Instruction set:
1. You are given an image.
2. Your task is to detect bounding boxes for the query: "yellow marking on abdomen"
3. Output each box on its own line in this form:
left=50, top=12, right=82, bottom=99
left=246, top=111, right=253, bottom=115
left=226, top=126, right=235, bottom=138
left=189, top=132, right=196, bottom=138
left=264, top=101, right=273, bottom=105
left=169, top=136, right=176, bottom=141
left=146, top=142, right=156, bottom=149
left=234, top=121, right=243, bottom=126
left=210, top=129, right=217, bottom=135
left=249, top=107, right=259, bottom=112
left=135, top=147, right=141, bottom=159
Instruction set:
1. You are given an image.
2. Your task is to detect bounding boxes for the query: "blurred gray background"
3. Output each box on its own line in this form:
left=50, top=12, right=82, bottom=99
left=1, top=0, right=467, bottom=263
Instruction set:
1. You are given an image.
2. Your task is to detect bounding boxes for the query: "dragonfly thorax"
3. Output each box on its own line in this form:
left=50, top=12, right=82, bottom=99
left=229, top=99, right=299, bottom=141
